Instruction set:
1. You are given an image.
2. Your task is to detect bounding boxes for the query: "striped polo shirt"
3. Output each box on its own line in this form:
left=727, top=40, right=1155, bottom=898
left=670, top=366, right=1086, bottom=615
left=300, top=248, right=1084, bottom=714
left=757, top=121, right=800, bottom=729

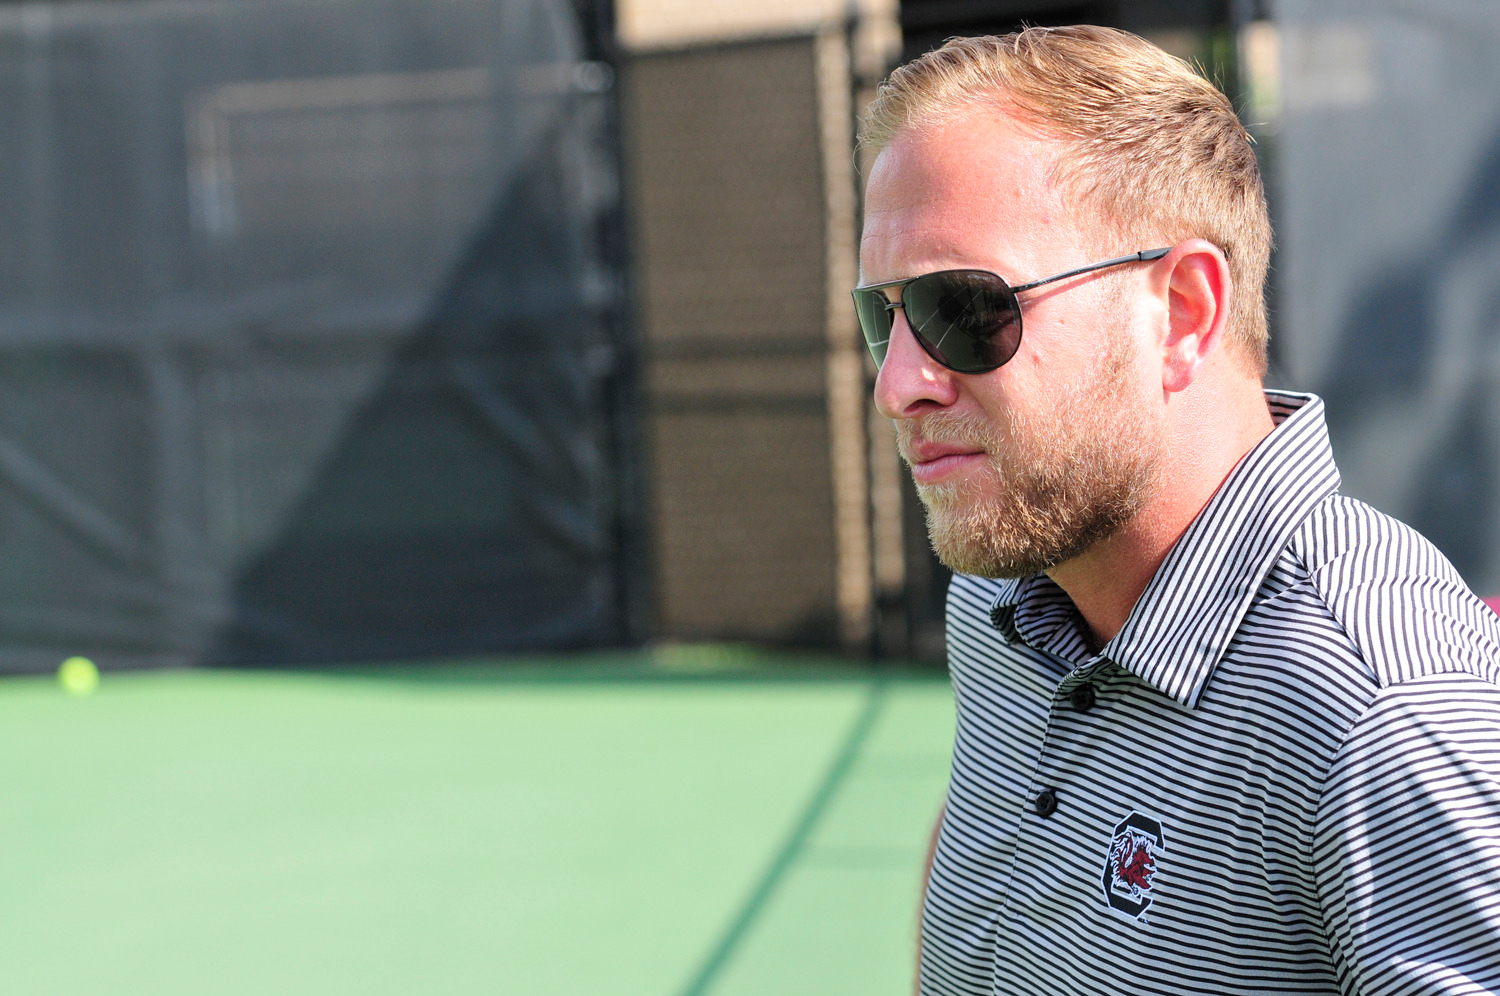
left=921, top=391, right=1500, bottom=996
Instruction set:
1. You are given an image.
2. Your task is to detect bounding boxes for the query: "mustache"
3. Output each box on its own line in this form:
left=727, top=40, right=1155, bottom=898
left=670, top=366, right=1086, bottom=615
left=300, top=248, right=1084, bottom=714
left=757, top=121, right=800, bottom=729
left=894, top=410, right=1000, bottom=462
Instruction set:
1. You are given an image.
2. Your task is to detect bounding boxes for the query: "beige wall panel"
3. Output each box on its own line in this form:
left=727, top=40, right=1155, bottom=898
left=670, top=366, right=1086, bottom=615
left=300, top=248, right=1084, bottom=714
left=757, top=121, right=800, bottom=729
left=624, top=37, right=844, bottom=644
left=650, top=409, right=837, bottom=639
left=626, top=40, right=824, bottom=348
left=618, top=0, right=899, bottom=67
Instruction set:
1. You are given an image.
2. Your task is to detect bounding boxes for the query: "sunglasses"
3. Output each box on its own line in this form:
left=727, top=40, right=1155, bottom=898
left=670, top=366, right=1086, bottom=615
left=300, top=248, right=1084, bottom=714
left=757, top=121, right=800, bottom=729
left=852, top=247, right=1171, bottom=374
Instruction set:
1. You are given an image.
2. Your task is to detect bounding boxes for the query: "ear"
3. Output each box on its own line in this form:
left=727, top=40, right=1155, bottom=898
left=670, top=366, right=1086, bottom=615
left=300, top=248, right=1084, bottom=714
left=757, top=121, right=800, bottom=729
left=1158, top=239, right=1232, bottom=395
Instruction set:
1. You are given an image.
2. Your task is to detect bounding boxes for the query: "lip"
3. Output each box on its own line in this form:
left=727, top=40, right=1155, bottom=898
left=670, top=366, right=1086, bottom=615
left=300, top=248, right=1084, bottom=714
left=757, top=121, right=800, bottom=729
left=904, top=440, right=987, bottom=484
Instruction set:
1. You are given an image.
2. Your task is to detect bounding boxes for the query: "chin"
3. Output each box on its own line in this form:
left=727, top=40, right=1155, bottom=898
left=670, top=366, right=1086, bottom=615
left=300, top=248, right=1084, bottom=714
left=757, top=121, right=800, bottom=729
left=920, top=486, right=1138, bottom=580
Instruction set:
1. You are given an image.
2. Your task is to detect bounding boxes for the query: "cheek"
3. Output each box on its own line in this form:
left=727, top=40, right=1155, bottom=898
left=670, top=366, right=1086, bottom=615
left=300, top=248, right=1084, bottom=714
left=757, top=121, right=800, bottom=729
left=1007, top=311, right=1107, bottom=399
left=981, top=356, right=1082, bottom=425
left=1122, top=334, right=1164, bottom=403
left=961, top=377, right=1023, bottom=438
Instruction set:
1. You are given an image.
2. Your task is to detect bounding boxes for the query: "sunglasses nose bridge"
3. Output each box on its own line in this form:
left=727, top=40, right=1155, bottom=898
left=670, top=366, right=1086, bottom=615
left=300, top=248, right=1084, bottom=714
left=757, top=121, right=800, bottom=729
left=881, top=296, right=924, bottom=354
left=881, top=298, right=946, bottom=375
left=866, top=284, right=914, bottom=339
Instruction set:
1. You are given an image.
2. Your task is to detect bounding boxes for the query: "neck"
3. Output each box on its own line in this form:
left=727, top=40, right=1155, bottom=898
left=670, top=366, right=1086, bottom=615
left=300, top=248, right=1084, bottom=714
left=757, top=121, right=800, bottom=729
left=1046, top=381, right=1275, bottom=648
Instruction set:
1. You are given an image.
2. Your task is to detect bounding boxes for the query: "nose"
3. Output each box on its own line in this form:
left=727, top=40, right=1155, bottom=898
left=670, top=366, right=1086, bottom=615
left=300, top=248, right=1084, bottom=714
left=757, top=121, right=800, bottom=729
left=872, top=310, right=960, bottom=419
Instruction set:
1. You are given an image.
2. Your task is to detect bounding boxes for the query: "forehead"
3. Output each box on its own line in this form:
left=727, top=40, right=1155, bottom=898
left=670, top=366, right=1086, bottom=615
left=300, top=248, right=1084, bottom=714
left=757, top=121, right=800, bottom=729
left=859, top=109, right=1082, bottom=283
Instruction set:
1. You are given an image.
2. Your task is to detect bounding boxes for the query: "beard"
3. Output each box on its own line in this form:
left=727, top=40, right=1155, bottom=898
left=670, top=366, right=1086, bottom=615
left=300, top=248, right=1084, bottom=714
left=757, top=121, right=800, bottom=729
left=897, top=331, right=1162, bottom=579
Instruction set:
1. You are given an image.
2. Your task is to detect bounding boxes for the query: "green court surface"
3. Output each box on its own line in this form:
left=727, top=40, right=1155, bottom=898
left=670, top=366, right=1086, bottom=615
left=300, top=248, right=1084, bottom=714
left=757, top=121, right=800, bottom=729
left=0, top=652, right=953, bottom=995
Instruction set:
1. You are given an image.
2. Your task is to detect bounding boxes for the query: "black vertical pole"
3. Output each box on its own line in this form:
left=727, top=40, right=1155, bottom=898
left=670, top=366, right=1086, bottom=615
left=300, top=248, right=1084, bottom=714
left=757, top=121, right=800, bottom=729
left=573, top=0, right=652, bottom=646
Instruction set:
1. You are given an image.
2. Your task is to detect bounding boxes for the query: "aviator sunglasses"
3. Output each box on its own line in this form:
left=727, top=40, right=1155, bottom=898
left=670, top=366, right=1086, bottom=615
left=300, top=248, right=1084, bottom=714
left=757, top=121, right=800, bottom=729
left=852, top=247, right=1171, bottom=374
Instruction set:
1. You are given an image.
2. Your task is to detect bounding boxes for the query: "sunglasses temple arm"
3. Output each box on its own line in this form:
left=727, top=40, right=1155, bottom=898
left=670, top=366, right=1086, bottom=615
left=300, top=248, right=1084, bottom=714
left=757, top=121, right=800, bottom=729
left=1009, top=247, right=1172, bottom=294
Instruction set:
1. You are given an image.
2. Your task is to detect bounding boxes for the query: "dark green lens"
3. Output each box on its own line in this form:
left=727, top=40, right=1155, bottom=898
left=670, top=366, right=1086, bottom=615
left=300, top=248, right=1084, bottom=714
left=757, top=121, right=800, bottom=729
left=852, top=289, right=892, bottom=367
left=902, top=270, right=1022, bottom=373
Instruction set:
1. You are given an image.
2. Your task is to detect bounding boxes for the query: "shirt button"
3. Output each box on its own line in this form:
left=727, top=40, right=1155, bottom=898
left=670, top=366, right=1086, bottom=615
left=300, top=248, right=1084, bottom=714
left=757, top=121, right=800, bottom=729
left=1070, top=682, right=1097, bottom=712
left=1034, top=787, right=1058, bottom=818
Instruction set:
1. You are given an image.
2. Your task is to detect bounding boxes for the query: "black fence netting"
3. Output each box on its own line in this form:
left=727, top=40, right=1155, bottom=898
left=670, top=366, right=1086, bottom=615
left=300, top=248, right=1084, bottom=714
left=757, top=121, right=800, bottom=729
left=0, top=0, right=636, bottom=669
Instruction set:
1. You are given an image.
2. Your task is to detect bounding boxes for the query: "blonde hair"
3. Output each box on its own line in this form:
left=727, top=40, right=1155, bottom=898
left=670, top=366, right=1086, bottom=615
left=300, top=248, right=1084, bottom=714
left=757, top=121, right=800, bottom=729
left=861, top=26, right=1271, bottom=373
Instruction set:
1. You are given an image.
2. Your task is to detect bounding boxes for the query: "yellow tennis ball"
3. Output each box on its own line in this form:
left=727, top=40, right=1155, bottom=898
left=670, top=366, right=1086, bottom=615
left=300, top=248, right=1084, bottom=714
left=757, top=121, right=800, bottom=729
left=58, top=657, right=99, bottom=696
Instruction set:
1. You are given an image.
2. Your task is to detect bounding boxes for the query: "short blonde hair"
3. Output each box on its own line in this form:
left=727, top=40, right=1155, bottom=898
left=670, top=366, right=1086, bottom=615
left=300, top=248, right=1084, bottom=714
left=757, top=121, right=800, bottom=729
left=861, top=26, right=1271, bottom=373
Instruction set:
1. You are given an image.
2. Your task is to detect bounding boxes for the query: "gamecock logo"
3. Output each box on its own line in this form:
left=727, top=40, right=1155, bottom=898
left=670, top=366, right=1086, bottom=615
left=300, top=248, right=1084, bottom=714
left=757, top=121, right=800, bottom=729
left=1101, top=811, right=1166, bottom=922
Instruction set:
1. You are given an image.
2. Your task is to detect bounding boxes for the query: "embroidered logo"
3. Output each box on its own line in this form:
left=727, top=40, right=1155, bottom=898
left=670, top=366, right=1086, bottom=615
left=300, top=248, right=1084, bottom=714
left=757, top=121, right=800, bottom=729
left=1101, top=810, right=1166, bottom=922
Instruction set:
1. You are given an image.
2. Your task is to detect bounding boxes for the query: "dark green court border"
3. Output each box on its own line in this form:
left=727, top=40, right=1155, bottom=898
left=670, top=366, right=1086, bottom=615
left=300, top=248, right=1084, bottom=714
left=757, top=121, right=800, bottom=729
left=674, top=678, right=889, bottom=996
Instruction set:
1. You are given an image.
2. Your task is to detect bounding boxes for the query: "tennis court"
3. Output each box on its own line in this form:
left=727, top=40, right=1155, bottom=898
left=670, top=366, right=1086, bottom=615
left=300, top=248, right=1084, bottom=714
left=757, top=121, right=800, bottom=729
left=1, top=650, right=952, bottom=995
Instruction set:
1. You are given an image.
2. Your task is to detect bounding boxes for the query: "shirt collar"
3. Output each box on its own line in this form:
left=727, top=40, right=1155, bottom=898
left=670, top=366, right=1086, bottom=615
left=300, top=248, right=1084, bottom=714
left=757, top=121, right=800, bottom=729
left=989, top=391, right=1340, bottom=708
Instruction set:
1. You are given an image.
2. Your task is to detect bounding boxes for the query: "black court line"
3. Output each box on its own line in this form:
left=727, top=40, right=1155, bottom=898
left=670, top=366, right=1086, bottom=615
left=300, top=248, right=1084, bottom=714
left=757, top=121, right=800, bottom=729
left=675, top=677, right=889, bottom=996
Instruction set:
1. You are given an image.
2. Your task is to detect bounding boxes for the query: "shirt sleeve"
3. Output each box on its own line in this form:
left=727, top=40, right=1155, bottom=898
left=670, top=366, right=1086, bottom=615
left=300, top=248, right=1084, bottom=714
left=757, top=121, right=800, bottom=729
left=1314, top=672, right=1500, bottom=996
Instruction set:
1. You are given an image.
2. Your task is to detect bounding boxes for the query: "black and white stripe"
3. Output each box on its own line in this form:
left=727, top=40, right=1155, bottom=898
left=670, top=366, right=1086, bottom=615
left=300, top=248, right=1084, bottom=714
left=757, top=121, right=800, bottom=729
left=921, top=391, right=1500, bottom=996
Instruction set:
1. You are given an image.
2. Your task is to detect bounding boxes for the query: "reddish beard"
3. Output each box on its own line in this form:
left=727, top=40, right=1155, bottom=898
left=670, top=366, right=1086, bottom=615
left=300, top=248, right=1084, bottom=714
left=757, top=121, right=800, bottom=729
left=896, top=338, right=1161, bottom=578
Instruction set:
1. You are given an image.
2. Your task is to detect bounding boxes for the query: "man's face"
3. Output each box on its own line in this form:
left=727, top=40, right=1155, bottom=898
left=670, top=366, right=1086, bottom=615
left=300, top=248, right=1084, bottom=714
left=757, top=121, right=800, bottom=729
left=861, top=109, right=1164, bottom=578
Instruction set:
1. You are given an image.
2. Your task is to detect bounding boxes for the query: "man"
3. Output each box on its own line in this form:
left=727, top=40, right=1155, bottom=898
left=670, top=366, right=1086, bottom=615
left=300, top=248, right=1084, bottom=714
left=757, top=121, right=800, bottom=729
left=853, top=25, right=1500, bottom=996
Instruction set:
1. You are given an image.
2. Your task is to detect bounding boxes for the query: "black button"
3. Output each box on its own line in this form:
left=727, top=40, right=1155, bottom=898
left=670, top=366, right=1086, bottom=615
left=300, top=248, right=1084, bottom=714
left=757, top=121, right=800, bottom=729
left=1034, top=787, right=1058, bottom=818
left=1070, top=682, right=1097, bottom=712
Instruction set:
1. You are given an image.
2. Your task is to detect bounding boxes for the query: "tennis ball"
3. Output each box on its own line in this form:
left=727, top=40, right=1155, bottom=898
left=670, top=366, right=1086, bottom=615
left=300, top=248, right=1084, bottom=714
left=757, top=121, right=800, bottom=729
left=58, top=656, right=99, bottom=696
